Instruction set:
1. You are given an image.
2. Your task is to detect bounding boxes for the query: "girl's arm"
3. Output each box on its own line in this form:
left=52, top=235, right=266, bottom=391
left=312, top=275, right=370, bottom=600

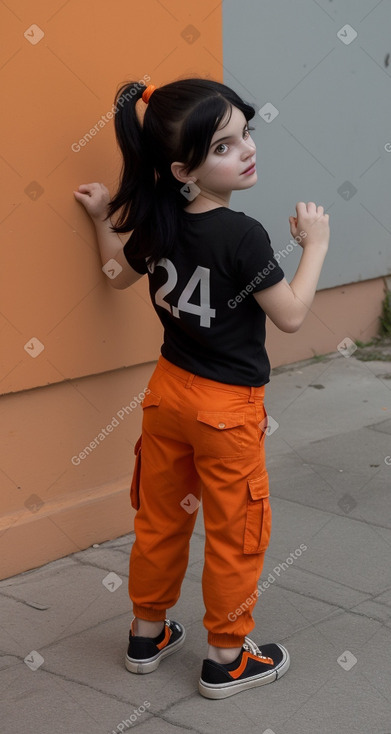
left=254, top=202, right=330, bottom=333
left=73, top=182, right=144, bottom=289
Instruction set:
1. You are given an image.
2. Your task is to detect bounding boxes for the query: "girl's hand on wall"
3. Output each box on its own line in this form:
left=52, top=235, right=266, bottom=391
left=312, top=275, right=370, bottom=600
left=289, top=202, right=330, bottom=248
left=73, top=183, right=111, bottom=222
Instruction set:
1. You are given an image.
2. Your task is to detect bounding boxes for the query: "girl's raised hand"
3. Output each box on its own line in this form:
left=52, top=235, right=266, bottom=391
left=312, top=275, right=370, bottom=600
left=73, top=183, right=111, bottom=222
left=289, top=202, right=329, bottom=248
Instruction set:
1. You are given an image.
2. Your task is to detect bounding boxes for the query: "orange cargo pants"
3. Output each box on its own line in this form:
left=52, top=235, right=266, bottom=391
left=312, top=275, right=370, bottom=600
left=128, top=355, right=272, bottom=648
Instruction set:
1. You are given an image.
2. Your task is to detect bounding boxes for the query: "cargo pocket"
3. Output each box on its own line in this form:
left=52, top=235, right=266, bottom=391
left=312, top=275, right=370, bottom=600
left=141, top=390, right=161, bottom=410
left=243, top=473, right=272, bottom=554
left=196, top=411, right=245, bottom=458
left=130, top=435, right=142, bottom=511
left=141, top=390, right=161, bottom=433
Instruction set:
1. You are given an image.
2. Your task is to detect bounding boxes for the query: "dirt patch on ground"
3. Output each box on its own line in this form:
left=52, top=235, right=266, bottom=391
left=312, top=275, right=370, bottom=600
left=353, top=336, right=391, bottom=362
left=271, top=336, right=391, bottom=377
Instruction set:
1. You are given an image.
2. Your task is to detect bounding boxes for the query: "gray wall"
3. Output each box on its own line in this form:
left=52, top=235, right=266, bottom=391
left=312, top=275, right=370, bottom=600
left=224, top=0, right=391, bottom=289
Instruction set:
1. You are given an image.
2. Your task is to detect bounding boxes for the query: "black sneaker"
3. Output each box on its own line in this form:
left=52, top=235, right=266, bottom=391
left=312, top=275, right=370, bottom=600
left=125, top=618, right=186, bottom=674
left=198, top=637, right=290, bottom=699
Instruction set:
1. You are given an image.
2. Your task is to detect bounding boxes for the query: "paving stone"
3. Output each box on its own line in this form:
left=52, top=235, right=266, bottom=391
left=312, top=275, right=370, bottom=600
left=266, top=498, right=391, bottom=595
left=0, top=562, right=131, bottom=651
left=350, top=599, right=391, bottom=623
left=34, top=615, right=199, bottom=713
left=0, top=664, right=154, bottom=734
left=267, top=430, right=390, bottom=524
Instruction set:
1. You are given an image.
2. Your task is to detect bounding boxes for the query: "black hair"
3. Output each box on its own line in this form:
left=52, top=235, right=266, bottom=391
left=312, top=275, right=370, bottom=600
left=105, top=77, right=256, bottom=266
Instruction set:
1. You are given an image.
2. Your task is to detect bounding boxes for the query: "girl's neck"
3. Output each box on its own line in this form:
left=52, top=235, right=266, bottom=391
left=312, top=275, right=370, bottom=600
left=184, top=203, right=227, bottom=214
left=184, top=192, right=231, bottom=214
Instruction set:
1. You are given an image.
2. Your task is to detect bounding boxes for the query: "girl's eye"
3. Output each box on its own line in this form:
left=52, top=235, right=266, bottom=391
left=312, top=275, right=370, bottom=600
left=214, top=126, right=255, bottom=154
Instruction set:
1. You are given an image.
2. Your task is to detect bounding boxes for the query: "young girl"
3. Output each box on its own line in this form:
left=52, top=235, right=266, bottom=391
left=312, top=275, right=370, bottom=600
left=74, top=77, right=329, bottom=699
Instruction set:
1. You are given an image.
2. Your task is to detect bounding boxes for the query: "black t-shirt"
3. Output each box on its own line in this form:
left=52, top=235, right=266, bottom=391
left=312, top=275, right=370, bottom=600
left=123, top=207, right=285, bottom=386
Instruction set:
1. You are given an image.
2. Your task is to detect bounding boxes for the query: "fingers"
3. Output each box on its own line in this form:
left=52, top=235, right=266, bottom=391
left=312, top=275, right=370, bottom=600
left=296, top=201, right=316, bottom=213
left=74, top=182, right=102, bottom=195
left=295, top=201, right=328, bottom=217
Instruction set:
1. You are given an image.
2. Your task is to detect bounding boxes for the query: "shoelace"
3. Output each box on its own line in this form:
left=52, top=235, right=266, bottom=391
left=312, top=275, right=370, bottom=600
left=243, top=636, right=265, bottom=657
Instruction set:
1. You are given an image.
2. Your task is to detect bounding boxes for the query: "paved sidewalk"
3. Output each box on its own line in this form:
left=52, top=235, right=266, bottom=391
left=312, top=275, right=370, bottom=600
left=2, top=351, right=391, bottom=734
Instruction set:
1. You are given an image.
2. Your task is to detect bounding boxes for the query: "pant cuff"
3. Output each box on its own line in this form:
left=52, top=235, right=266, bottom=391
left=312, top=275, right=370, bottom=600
left=208, top=632, right=245, bottom=647
left=133, top=604, right=167, bottom=621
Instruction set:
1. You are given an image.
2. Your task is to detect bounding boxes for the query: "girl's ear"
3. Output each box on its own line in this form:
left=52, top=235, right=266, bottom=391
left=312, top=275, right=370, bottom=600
left=170, top=161, right=197, bottom=185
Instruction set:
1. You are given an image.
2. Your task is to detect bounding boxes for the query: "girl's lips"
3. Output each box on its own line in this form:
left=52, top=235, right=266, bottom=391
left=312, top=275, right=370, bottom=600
left=242, top=163, right=256, bottom=175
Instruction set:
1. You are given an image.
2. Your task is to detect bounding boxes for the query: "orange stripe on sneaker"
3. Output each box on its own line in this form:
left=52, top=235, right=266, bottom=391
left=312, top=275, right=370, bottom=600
left=156, top=625, right=171, bottom=650
left=229, top=652, right=274, bottom=679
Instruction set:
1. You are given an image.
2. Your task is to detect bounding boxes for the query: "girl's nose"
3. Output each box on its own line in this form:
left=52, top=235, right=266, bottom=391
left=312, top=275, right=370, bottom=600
left=242, top=142, right=256, bottom=158
left=242, top=138, right=256, bottom=156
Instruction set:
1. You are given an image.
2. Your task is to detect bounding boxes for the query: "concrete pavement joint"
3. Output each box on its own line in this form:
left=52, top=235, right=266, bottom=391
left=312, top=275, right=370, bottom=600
left=350, top=605, right=391, bottom=626
left=72, top=557, right=129, bottom=574
left=271, top=352, right=338, bottom=376
left=284, top=598, right=387, bottom=639
left=272, top=605, right=347, bottom=640
left=364, top=597, right=391, bottom=611
left=357, top=668, right=391, bottom=710
left=0, top=559, right=79, bottom=588
left=141, top=691, right=211, bottom=733
left=77, top=529, right=205, bottom=560
left=0, top=591, right=50, bottom=610
left=0, top=594, right=130, bottom=653
left=280, top=668, right=345, bottom=731
left=273, top=586, right=368, bottom=663
left=106, top=547, right=134, bottom=558
left=28, top=609, right=132, bottom=650
left=14, top=660, right=151, bottom=708
left=75, top=546, right=133, bottom=560
left=273, top=580, right=377, bottom=615
left=271, top=563, right=380, bottom=601
left=270, top=493, right=391, bottom=532
left=36, top=664, right=112, bottom=731
left=0, top=653, right=24, bottom=670
left=276, top=357, right=336, bottom=419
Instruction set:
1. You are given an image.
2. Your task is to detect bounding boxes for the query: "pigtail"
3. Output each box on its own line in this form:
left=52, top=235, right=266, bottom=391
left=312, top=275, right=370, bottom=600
left=106, top=82, right=155, bottom=236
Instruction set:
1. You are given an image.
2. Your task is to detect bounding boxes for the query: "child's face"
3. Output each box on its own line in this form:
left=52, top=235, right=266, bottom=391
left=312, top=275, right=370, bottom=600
left=185, top=105, right=257, bottom=199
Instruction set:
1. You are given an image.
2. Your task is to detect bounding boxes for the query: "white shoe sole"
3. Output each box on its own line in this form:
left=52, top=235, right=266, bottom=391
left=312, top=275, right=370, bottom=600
left=198, top=644, right=290, bottom=699
left=125, top=629, right=186, bottom=674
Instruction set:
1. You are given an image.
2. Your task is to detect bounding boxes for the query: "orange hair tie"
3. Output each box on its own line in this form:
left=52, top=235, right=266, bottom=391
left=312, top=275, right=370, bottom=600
left=142, top=85, right=156, bottom=104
